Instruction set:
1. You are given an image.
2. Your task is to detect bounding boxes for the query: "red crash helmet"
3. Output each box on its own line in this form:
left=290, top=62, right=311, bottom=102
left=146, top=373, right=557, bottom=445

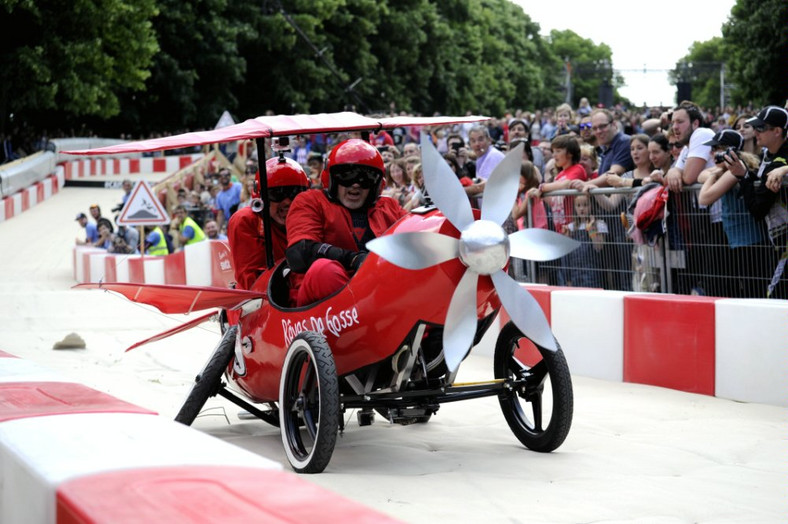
left=266, top=156, right=310, bottom=189
left=252, top=156, right=310, bottom=205
left=326, top=139, right=385, bottom=206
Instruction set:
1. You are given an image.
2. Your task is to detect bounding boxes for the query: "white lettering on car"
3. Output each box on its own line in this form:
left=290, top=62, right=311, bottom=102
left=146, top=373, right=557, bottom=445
left=282, top=306, right=360, bottom=347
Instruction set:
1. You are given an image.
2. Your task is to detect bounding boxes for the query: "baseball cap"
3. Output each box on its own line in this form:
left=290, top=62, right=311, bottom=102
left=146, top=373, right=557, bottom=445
left=75, top=212, right=87, bottom=220
left=746, top=106, right=788, bottom=130
left=703, top=129, right=744, bottom=149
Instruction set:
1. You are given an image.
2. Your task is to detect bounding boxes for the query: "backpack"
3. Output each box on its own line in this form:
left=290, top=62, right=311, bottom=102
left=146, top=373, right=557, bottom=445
left=627, top=183, right=669, bottom=245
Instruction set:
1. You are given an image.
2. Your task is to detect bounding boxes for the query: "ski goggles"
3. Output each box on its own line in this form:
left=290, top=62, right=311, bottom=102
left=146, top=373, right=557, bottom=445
left=268, top=186, right=306, bottom=203
left=333, top=167, right=380, bottom=189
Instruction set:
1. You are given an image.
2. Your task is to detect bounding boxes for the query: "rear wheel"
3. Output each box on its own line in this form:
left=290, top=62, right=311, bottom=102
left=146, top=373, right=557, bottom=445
left=175, top=326, right=237, bottom=425
left=494, top=321, right=573, bottom=452
left=279, top=331, right=339, bottom=473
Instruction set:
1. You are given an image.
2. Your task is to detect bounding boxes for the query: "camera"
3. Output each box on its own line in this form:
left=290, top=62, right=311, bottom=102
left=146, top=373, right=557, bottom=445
left=450, top=142, right=462, bottom=152
left=714, top=147, right=738, bottom=164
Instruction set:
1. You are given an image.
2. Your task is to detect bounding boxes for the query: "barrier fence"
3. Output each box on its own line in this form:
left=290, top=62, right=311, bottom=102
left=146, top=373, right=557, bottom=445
left=518, top=183, right=788, bottom=299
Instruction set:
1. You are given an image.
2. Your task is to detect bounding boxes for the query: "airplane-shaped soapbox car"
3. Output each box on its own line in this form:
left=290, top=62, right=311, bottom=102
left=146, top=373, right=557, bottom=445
left=68, top=112, right=579, bottom=473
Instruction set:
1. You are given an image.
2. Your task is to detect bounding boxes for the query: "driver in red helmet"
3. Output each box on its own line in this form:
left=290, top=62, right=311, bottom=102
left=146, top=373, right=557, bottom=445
left=228, top=156, right=310, bottom=290
left=286, top=138, right=407, bottom=306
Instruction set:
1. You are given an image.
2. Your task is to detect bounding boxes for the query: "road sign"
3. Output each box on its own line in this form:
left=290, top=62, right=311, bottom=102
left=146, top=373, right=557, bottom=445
left=116, top=180, right=170, bottom=226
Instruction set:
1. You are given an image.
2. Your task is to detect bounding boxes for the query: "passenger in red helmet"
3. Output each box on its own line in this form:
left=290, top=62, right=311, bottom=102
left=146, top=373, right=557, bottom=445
left=286, top=139, right=407, bottom=306
left=228, top=156, right=309, bottom=290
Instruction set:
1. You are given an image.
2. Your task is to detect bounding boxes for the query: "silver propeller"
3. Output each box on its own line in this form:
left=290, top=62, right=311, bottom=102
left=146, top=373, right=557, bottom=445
left=367, top=134, right=577, bottom=373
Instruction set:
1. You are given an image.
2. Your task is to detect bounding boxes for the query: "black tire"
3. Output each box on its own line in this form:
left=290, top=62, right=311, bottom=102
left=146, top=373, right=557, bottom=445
left=494, top=321, right=573, bottom=452
left=175, top=325, right=237, bottom=426
left=279, top=331, right=340, bottom=474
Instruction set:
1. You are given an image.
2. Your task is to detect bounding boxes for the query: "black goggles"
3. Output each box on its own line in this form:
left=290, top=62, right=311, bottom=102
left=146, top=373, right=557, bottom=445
left=333, top=168, right=380, bottom=189
left=268, top=186, right=306, bottom=202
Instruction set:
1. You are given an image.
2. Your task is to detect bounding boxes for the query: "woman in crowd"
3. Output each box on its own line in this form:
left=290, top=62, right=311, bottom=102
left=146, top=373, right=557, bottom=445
left=732, top=114, right=759, bottom=155
left=381, top=158, right=415, bottom=208
left=404, top=162, right=426, bottom=211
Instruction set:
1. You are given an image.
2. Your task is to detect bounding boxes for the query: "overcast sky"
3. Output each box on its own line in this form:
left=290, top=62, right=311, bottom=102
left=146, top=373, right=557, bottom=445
left=512, top=0, right=737, bottom=107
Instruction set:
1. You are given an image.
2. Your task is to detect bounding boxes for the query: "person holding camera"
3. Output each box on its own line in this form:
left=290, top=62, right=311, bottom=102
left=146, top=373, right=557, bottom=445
left=697, top=129, right=767, bottom=297
left=725, top=106, right=788, bottom=297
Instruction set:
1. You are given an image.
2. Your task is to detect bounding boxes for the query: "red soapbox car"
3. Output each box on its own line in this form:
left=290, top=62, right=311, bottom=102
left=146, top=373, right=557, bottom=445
left=69, top=112, right=579, bottom=473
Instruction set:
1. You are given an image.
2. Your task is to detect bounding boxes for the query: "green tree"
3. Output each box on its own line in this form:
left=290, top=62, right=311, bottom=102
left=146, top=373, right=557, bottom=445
left=669, top=38, right=724, bottom=109
left=547, top=29, right=623, bottom=108
left=112, top=0, right=252, bottom=134
left=722, top=0, right=788, bottom=107
left=0, top=0, right=158, bottom=134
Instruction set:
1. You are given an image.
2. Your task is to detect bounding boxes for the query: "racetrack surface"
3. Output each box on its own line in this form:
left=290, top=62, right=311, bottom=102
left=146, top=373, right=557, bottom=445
left=1, top=185, right=786, bottom=523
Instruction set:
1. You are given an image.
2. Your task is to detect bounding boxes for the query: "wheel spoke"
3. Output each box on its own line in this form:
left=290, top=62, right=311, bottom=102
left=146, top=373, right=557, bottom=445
left=527, top=360, right=548, bottom=388
left=531, top=394, right=543, bottom=431
left=303, top=408, right=317, bottom=441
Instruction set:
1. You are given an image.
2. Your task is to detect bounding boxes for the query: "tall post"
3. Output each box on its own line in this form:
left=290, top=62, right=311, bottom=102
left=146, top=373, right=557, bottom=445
left=720, top=63, right=726, bottom=110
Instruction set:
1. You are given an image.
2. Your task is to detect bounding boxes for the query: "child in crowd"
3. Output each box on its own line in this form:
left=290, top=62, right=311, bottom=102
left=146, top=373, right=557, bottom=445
left=561, top=194, right=607, bottom=288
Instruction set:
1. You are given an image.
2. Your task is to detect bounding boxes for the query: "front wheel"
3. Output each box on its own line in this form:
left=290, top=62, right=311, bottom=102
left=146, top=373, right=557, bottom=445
left=494, top=321, right=573, bottom=452
left=175, top=325, right=237, bottom=425
left=279, top=331, right=340, bottom=473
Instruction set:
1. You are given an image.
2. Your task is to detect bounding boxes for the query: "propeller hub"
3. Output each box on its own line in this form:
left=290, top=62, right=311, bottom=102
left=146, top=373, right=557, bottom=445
left=458, top=220, right=510, bottom=275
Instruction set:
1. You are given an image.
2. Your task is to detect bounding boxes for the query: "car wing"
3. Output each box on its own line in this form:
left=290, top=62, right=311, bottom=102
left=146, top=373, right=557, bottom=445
left=62, top=112, right=488, bottom=155
left=73, top=282, right=265, bottom=314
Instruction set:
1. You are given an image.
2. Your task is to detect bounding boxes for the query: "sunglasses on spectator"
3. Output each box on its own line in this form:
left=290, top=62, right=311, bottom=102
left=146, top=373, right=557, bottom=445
left=579, top=123, right=592, bottom=130
left=591, top=122, right=611, bottom=132
left=752, top=124, right=774, bottom=132
left=268, top=186, right=306, bottom=202
left=333, top=168, right=380, bottom=189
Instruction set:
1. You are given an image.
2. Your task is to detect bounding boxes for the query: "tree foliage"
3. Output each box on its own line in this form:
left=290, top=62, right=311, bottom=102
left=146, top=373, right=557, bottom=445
left=0, top=0, right=647, bottom=137
left=721, top=0, right=788, bottom=107
left=546, top=29, right=622, bottom=107
left=0, top=0, right=158, bottom=134
left=669, top=38, right=725, bottom=109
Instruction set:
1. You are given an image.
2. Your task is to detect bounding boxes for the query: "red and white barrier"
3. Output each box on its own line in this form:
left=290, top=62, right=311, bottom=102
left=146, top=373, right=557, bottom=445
left=480, top=285, right=787, bottom=406
left=540, top=286, right=788, bottom=406
left=0, top=172, right=63, bottom=223
left=73, top=240, right=234, bottom=288
left=0, top=351, right=399, bottom=523
left=61, top=155, right=202, bottom=180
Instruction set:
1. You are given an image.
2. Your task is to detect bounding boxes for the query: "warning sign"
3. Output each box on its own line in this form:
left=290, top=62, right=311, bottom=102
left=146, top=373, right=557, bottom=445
left=117, top=181, right=170, bottom=226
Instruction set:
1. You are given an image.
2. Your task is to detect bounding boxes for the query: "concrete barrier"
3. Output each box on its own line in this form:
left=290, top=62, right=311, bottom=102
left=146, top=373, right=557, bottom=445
left=73, top=240, right=233, bottom=288
left=0, top=351, right=399, bottom=524
left=507, top=286, right=787, bottom=406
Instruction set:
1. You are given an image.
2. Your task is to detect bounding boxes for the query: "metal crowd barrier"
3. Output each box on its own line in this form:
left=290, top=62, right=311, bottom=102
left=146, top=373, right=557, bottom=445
left=516, top=183, right=788, bottom=299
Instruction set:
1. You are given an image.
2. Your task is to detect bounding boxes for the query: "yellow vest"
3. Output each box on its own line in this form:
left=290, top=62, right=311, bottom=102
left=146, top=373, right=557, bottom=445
left=181, top=216, right=206, bottom=245
left=147, top=227, right=168, bottom=256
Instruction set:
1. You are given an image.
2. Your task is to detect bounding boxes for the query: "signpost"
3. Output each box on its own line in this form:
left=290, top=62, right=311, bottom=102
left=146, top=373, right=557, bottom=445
left=116, top=180, right=170, bottom=256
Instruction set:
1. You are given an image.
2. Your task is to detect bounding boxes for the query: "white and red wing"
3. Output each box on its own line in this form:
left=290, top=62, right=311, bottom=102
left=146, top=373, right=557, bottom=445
left=73, top=282, right=265, bottom=314
left=124, top=310, right=218, bottom=352
left=62, top=112, right=488, bottom=155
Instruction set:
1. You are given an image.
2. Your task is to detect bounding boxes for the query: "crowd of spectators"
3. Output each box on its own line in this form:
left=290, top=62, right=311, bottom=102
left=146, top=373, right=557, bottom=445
left=67, top=98, right=788, bottom=297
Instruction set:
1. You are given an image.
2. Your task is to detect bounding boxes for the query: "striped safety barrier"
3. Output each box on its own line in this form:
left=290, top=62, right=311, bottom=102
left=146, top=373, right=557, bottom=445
left=0, top=350, right=399, bottom=523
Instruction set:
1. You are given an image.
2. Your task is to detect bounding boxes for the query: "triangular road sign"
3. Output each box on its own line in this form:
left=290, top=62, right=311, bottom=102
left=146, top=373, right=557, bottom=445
left=215, top=110, right=235, bottom=129
left=117, top=181, right=170, bottom=226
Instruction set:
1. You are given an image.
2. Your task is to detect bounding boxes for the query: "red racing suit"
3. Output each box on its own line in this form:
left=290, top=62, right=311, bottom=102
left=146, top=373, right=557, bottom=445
left=227, top=206, right=288, bottom=290
left=286, top=190, right=406, bottom=303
